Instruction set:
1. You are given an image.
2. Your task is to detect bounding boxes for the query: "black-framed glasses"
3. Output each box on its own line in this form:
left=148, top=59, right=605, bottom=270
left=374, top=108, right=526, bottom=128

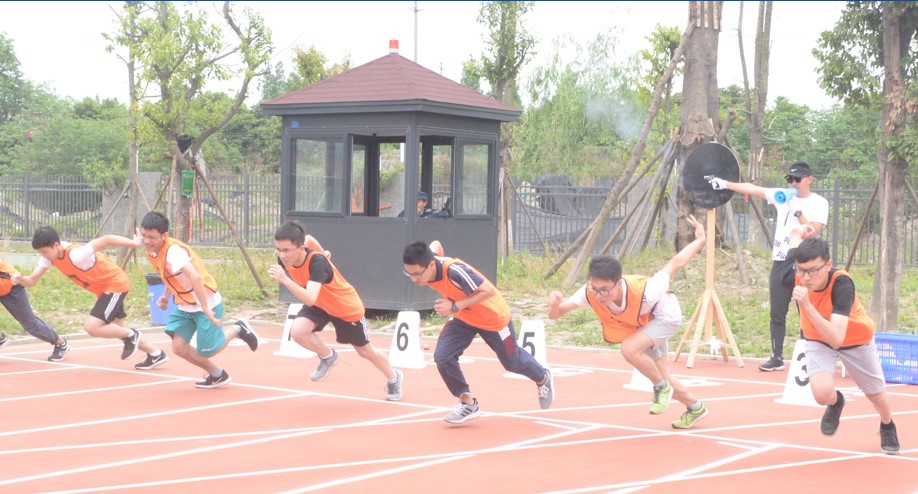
left=786, top=176, right=802, bottom=184
left=795, top=262, right=827, bottom=277
left=403, top=264, right=430, bottom=279
left=587, top=283, right=614, bottom=297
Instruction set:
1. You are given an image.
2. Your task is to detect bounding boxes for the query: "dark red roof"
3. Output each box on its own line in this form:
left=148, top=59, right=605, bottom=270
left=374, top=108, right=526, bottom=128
left=261, top=53, right=519, bottom=117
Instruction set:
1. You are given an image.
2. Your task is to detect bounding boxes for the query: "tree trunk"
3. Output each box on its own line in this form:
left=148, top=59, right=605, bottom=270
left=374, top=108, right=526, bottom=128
left=675, top=1, right=722, bottom=251
left=174, top=148, right=192, bottom=243
left=745, top=2, right=772, bottom=247
left=869, top=2, right=908, bottom=330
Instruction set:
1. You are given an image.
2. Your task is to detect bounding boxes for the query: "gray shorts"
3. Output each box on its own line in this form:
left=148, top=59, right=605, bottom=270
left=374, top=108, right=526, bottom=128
left=638, top=310, right=682, bottom=360
left=805, top=338, right=886, bottom=395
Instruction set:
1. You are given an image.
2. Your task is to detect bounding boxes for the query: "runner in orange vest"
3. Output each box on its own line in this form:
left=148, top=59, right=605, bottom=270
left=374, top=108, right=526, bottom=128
left=402, top=240, right=554, bottom=424
left=137, top=212, right=259, bottom=388
left=17, top=226, right=169, bottom=368
left=1, top=255, right=68, bottom=360
left=548, top=215, right=709, bottom=429
left=267, top=221, right=403, bottom=401
left=784, top=225, right=899, bottom=454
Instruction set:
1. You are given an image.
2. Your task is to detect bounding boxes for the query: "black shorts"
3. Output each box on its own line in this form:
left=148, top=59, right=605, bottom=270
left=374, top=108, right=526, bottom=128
left=296, top=304, right=370, bottom=347
left=90, top=292, right=128, bottom=324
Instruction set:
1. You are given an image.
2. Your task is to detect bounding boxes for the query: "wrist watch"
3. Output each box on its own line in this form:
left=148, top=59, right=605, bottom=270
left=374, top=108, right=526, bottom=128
left=450, top=302, right=460, bottom=313
left=794, top=210, right=803, bottom=218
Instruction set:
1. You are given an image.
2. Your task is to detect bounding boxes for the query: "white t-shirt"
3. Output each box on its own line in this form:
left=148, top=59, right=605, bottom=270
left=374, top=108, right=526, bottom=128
left=567, top=270, right=682, bottom=325
left=157, top=244, right=222, bottom=312
left=765, top=188, right=829, bottom=261
left=38, top=242, right=95, bottom=270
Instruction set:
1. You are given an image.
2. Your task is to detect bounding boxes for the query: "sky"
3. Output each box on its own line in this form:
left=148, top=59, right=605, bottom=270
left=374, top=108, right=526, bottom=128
left=1, top=1, right=847, bottom=109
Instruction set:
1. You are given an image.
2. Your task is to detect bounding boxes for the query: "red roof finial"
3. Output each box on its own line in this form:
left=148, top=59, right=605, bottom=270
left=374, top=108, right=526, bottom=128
left=389, top=39, right=399, bottom=54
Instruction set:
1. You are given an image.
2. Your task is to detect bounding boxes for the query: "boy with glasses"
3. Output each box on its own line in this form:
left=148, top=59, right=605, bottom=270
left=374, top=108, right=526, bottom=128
left=269, top=221, right=403, bottom=401
left=547, top=216, right=710, bottom=429
left=785, top=226, right=900, bottom=454
left=708, top=162, right=829, bottom=372
left=402, top=240, right=553, bottom=423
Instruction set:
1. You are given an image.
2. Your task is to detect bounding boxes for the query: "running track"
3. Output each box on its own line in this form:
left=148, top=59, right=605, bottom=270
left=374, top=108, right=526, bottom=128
left=0, top=322, right=915, bottom=493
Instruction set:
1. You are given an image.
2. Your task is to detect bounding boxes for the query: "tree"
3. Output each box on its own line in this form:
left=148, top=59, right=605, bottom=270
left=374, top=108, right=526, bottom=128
left=260, top=48, right=350, bottom=101
left=0, top=32, right=30, bottom=124
left=472, top=1, right=536, bottom=259
left=675, top=1, right=723, bottom=251
left=813, top=1, right=918, bottom=330
left=513, top=33, right=641, bottom=181
left=637, top=24, right=683, bottom=141
left=109, top=1, right=273, bottom=242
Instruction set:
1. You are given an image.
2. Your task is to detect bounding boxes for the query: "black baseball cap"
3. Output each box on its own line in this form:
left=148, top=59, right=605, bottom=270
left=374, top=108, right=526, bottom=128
left=785, top=162, right=813, bottom=179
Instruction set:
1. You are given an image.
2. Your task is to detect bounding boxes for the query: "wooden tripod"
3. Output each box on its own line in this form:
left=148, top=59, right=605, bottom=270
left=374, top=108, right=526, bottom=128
left=673, top=208, right=744, bottom=368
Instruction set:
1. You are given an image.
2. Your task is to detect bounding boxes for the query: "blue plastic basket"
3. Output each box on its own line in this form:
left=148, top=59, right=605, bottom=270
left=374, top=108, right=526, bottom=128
left=875, top=332, right=918, bottom=385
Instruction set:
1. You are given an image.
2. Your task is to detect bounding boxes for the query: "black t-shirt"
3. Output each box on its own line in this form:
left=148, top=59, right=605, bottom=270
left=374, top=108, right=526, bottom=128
left=783, top=247, right=856, bottom=316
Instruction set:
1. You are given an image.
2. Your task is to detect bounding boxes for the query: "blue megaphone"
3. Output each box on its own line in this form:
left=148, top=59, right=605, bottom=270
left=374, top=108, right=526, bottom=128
left=774, top=188, right=798, bottom=205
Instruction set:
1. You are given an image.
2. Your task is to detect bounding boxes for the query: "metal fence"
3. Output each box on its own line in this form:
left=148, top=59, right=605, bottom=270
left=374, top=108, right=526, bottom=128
left=2, top=174, right=916, bottom=266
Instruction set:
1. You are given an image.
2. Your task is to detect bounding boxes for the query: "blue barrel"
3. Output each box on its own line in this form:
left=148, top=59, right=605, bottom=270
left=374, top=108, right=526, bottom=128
left=145, top=273, right=177, bottom=325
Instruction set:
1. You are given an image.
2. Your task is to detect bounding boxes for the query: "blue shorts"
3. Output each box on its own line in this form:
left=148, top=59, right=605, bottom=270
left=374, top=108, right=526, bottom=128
left=165, top=303, right=225, bottom=357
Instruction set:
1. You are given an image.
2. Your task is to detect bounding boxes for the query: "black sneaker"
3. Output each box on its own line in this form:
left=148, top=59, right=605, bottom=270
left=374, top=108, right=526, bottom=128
left=135, top=351, right=169, bottom=370
left=195, top=370, right=231, bottom=389
left=758, top=356, right=785, bottom=372
left=121, top=329, right=141, bottom=360
left=879, top=421, right=900, bottom=455
left=0, top=332, right=9, bottom=349
left=820, top=390, right=845, bottom=436
left=236, top=319, right=260, bottom=351
left=48, top=339, right=70, bottom=362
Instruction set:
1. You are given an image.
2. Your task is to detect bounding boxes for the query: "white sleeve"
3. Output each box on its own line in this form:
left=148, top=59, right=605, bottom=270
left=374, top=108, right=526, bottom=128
left=37, top=256, right=53, bottom=269
left=642, top=270, right=671, bottom=307
left=68, top=244, right=96, bottom=270
left=567, top=284, right=591, bottom=308
left=809, top=195, right=829, bottom=225
left=165, top=246, right=191, bottom=275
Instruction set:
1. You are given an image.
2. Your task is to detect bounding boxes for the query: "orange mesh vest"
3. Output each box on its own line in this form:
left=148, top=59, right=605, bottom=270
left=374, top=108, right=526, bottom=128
left=0, top=258, right=19, bottom=297
left=427, top=258, right=510, bottom=331
left=285, top=250, right=365, bottom=322
left=52, top=244, right=130, bottom=297
left=587, top=275, right=654, bottom=343
left=798, top=270, right=876, bottom=346
left=146, top=238, right=217, bottom=305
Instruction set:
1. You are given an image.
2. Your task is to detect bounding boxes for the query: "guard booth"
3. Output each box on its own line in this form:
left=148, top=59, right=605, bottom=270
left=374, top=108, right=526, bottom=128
left=260, top=43, right=520, bottom=310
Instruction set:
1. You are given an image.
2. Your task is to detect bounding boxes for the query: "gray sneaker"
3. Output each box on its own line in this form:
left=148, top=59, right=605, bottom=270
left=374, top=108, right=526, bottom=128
left=311, top=349, right=340, bottom=381
left=444, top=399, right=480, bottom=424
left=537, top=368, right=554, bottom=409
left=385, top=369, right=404, bottom=401
left=0, top=332, right=9, bottom=349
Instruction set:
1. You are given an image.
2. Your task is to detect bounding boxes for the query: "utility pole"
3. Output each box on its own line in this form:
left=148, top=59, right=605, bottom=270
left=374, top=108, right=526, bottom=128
left=411, top=1, right=420, bottom=62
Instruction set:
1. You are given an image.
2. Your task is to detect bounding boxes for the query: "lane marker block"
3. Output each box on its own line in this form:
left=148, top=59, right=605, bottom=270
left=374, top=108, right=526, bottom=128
left=389, top=311, right=428, bottom=369
left=505, top=319, right=549, bottom=379
left=273, top=303, right=317, bottom=359
left=775, top=339, right=821, bottom=407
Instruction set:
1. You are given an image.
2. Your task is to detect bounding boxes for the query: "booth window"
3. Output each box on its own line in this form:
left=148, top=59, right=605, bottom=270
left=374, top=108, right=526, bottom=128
left=292, top=137, right=345, bottom=213
left=458, top=142, right=491, bottom=215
